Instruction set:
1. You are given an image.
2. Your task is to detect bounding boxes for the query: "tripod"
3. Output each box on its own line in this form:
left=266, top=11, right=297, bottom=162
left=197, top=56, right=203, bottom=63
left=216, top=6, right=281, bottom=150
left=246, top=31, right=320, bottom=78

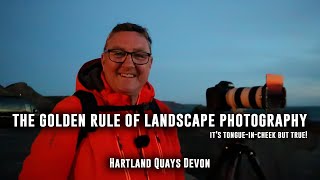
left=206, top=142, right=267, bottom=180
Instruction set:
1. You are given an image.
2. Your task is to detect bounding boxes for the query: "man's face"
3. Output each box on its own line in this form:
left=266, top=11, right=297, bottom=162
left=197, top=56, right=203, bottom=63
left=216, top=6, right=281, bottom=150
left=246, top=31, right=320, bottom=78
left=101, top=31, right=152, bottom=96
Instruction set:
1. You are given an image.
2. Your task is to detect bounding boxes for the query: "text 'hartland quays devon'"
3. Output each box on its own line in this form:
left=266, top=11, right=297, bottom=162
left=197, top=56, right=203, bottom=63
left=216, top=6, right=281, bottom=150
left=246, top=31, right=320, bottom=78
left=12, top=113, right=307, bottom=128
left=109, top=158, right=211, bottom=169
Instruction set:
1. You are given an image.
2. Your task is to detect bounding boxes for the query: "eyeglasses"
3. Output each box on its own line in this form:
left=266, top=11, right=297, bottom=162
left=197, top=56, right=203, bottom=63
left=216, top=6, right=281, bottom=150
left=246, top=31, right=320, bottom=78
left=104, top=49, right=151, bottom=65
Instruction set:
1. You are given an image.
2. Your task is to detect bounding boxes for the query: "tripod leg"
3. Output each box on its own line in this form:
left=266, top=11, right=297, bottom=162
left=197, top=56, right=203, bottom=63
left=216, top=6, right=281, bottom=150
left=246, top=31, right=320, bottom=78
left=206, top=145, right=233, bottom=180
left=206, top=144, right=243, bottom=180
left=234, top=153, right=242, bottom=180
left=247, top=150, right=267, bottom=180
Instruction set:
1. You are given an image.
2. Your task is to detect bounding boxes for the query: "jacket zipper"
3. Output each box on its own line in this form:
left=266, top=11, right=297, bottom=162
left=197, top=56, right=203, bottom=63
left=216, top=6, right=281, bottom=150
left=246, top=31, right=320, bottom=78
left=154, top=130, right=166, bottom=174
left=116, top=134, right=131, bottom=180
left=137, top=126, right=150, bottom=180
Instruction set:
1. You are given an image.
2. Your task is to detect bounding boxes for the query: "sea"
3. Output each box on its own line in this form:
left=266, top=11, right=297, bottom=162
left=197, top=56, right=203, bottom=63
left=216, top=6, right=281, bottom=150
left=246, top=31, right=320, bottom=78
left=279, top=106, right=320, bottom=122
left=170, top=105, right=320, bottom=122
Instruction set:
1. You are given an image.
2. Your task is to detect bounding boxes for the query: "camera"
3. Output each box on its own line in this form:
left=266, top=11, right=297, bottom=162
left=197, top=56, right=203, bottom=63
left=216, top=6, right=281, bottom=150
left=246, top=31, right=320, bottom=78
left=206, top=74, right=286, bottom=112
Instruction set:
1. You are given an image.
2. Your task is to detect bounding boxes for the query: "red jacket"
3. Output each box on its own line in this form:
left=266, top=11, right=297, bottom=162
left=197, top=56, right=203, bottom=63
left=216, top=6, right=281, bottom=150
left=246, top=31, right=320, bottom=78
left=20, top=59, right=185, bottom=180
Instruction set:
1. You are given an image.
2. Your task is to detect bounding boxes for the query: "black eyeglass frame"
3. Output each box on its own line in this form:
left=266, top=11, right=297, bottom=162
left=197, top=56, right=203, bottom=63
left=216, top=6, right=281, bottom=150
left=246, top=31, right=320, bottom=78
left=104, top=49, right=152, bottom=65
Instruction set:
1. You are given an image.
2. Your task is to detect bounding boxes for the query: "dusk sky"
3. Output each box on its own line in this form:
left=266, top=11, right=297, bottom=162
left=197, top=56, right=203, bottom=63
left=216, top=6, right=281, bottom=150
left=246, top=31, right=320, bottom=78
left=1, top=0, right=319, bottom=106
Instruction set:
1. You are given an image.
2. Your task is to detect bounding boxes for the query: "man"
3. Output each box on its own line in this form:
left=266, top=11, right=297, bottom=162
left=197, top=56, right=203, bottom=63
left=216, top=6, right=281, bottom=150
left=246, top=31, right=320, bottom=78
left=20, top=23, right=185, bottom=180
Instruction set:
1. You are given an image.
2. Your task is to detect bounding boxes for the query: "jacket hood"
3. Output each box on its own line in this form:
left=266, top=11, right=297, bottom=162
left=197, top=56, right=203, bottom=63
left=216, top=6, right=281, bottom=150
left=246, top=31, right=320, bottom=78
left=76, top=58, right=155, bottom=106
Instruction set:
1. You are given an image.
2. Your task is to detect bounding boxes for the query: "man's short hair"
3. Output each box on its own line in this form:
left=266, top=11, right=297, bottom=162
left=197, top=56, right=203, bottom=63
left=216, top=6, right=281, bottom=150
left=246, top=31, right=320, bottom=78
left=104, top=23, right=152, bottom=52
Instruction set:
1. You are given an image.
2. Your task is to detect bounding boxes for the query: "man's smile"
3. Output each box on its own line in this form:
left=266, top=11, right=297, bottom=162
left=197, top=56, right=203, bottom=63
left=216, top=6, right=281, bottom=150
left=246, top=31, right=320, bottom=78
left=119, top=73, right=136, bottom=78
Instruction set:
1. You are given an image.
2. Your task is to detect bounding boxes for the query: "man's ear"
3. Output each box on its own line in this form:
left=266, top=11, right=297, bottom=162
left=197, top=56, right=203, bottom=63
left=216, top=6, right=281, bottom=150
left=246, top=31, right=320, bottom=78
left=149, top=56, right=153, bottom=68
left=101, top=53, right=106, bottom=65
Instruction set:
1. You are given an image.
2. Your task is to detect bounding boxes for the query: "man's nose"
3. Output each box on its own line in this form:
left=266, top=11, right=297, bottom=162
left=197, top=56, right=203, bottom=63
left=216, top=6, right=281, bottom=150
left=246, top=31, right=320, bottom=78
left=122, top=54, right=135, bottom=67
